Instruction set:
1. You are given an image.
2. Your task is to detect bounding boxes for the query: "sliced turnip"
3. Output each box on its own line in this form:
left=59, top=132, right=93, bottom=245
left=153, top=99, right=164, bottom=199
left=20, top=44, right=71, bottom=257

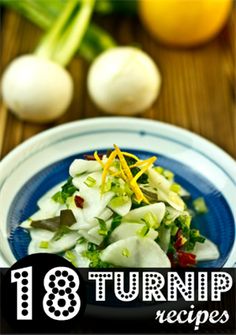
left=148, top=168, right=185, bottom=211
left=87, top=219, right=112, bottom=245
left=28, top=229, right=79, bottom=254
left=69, top=159, right=102, bottom=177
left=122, top=202, right=166, bottom=225
left=108, top=197, right=132, bottom=216
left=110, top=223, right=158, bottom=243
left=193, top=238, right=220, bottom=261
left=37, top=192, right=64, bottom=217
left=72, top=172, right=114, bottom=221
left=100, top=236, right=170, bottom=267
left=148, top=168, right=171, bottom=193
left=72, top=243, right=90, bottom=267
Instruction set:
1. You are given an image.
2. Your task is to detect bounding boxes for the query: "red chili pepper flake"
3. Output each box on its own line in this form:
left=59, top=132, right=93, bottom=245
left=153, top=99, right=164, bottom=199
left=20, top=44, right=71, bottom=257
left=177, top=251, right=196, bottom=267
left=174, top=229, right=184, bottom=250
left=74, top=195, right=84, bottom=208
left=83, top=154, right=103, bottom=160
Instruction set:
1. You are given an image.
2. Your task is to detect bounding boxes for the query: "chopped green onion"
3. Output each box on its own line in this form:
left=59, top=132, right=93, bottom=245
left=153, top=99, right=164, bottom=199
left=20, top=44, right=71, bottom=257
left=163, top=170, right=174, bottom=180
left=122, top=248, right=130, bottom=257
left=52, top=191, right=64, bottom=204
left=65, top=250, right=77, bottom=267
left=109, top=195, right=129, bottom=207
left=82, top=249, right=112, bottom=268
left=193, top=197, right=208, bottom=214
left=84, top=176, right=96, bottom=187
left=143, top=212, right=159, bottom=229
left=103, top=178, right=112, bottom=192
left=137, top=225, right=149, bottom=237
left=111, top=179, right=132, bottom=197
left=170, top=183, right=181, bottom=194
left=154, top=166, right=164, bottom=174
left=87, top=242, right=97, bottom=252
left=52, top=177, right=77, bottom=204
left=77, top=237, right=86, bottom=244
left=96, top=217, right=108, bottom=236
left=39, top=241, right=49, bottom=249
left=171, top=224, right=179, bottom=236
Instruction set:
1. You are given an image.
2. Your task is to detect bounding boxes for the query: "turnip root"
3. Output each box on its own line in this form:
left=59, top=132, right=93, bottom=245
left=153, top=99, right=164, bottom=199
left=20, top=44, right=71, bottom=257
left=1, top=55, right=73, bottom=122
left=1, top=0, right=95, bottom=122
left=87, top=47, right=161, bottom=115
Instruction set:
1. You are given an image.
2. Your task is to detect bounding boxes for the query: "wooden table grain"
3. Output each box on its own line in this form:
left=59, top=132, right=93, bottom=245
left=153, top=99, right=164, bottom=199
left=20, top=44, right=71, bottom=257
left=0, top=8, right=236, bottom=159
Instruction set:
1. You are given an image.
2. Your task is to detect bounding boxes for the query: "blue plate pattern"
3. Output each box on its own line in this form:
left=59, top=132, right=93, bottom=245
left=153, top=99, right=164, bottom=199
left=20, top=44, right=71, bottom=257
left=7, top=149, right=235, bottom=268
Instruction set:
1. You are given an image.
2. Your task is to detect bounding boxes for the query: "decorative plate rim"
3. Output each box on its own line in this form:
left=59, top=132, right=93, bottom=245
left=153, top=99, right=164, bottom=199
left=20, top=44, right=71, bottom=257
left=0, top=117, right=235, bottom=267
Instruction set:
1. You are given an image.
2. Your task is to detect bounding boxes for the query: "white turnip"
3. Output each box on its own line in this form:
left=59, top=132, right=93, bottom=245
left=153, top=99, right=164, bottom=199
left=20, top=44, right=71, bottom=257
left=1, top=0, right=95, bottom=123
left=87, top=47, right=161, bottom=115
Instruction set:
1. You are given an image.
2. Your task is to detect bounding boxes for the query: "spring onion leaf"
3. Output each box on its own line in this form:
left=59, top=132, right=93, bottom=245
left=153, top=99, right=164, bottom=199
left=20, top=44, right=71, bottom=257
left=52, top=177, right=77, bottom=204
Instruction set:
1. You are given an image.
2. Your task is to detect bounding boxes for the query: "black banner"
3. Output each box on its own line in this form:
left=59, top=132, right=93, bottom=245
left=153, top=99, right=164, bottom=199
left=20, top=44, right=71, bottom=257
left=0, top=254, right=235, bottom=334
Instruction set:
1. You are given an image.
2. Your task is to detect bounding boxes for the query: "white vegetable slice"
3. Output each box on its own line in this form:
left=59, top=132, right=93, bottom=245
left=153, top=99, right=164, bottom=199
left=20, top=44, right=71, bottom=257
left=148, top=168, right=171, bottom=193
left=20, top=219, right=32, bottom=229
left=64, top=243, right=90, bottom=268
left=108, top=197, right=132, bottom=216
left=100, top=236, right=171, bottom=267
left=193, top=238, right=220, bottom=261
left=37, top=197, right=62, bottom=217
left=87, top=219, right=112, bottom=245
left=122, top=202, right=166, bottom=224
left=165, top=206, right=190, bottom=223
left=28, top=230, right=79, bottom=254
left=75, top=208, right=113, bottom=230
left=110, top=223, right=158, bottom=243
left=72, top=172, right=114, bottom=221
left=148, top=168, right=185, bottom=211
left=158, top=189, right=185, bottom=212
left=69, top=159, right=101, bottom=177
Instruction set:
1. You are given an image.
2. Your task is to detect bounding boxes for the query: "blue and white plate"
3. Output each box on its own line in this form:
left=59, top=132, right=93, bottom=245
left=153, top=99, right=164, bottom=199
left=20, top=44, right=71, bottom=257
left=0, top=117, right=235, bottom=267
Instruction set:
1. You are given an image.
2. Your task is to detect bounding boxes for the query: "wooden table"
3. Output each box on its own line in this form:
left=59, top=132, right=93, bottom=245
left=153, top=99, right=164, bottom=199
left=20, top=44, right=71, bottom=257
left=1, top=8, right=236, bottom=159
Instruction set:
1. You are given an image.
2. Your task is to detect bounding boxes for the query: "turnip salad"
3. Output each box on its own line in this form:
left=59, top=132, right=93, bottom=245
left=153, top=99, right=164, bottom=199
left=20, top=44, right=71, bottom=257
left=20, top=145, right=219, bottom=268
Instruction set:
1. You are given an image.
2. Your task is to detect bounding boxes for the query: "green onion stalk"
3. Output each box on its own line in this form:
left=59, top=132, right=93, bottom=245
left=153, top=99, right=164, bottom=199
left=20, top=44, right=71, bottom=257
left=0, top=0, right=116, bottom=61
left=1, top=0, right=98, bottom=122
